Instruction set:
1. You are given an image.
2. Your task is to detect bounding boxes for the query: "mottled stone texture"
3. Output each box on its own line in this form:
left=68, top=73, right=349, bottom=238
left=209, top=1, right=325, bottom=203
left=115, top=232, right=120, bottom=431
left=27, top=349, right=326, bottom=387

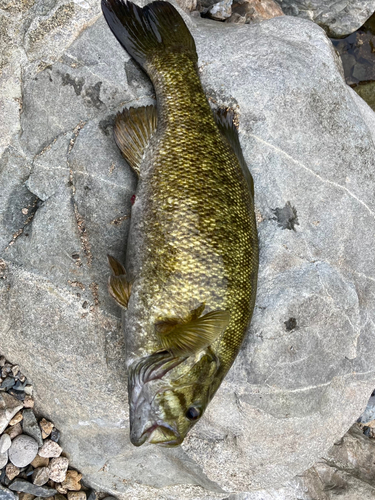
left=274, top=0, right=375, bottom=37
left=1, top=1, right=375, bottom=499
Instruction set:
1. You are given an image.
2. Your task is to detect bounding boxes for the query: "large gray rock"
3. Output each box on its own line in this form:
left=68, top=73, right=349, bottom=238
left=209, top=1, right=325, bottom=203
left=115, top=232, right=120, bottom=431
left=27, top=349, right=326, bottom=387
left=274, top=0, right=375, bottom=37
left=1, top=2, right=375, bottom=499
left=230, top=424, right=375, bottom=499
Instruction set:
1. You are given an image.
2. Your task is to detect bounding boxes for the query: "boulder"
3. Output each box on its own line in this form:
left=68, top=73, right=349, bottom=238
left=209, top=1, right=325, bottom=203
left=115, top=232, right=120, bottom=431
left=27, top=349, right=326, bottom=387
left=229, top=424, right=375, bottom=499
left=1, top=1, right=375, bottom=498
left=273, top=0, right=375, bottom=37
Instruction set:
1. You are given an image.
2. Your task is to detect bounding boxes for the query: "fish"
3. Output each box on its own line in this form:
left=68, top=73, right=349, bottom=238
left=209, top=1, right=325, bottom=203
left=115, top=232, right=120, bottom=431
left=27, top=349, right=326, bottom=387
left=101, top=0, right=259, bottom=447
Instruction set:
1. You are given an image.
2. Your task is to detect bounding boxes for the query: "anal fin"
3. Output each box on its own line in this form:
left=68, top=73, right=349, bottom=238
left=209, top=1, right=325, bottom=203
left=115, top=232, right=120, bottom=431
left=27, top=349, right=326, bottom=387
left=213, top=107, right=254, bottom=198
left=114, top=105, right=157, bottom=175
left=107, top=255, right=132, bottom=309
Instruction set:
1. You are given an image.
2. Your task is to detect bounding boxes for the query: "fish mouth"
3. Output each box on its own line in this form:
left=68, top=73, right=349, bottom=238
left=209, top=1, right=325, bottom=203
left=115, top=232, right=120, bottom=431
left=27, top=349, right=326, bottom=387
left=131, top=423, right=182, bottom=447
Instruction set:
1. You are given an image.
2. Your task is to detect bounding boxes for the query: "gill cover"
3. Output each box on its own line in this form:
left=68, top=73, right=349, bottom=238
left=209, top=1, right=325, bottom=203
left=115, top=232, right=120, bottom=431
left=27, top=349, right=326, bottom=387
left=128, top=348, right=220, bottom=447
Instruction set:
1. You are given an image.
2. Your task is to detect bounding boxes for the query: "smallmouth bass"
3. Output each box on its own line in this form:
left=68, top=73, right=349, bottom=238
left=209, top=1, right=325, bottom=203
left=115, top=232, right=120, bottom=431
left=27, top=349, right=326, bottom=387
left=101, top=0, right=259, bottom=447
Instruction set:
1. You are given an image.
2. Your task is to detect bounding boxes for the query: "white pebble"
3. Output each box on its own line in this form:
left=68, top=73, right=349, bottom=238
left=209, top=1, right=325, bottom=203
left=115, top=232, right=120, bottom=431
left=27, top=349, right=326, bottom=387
left=0, top=450, right=8, bottom=468
left=0, top=433, right=11, bottom=453
left=9, top=434, right=38, bottom=467
left=38, top=439, right=62, bottom=458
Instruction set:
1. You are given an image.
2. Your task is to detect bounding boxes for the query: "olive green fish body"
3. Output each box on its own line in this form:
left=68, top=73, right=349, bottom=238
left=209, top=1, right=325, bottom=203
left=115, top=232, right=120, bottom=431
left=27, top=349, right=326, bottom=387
left=102, top=0, right=258, bottom=446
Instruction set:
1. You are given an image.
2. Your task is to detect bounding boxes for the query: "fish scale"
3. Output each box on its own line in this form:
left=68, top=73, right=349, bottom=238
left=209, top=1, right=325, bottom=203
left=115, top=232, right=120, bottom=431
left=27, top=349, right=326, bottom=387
left=102, top=0, right=258, bottom=446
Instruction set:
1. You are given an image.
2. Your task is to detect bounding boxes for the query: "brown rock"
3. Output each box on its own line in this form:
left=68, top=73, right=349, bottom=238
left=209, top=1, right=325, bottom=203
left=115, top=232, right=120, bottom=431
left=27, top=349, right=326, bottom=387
left=32, top=466, right=50, bottom=486
left=175, top=0, right=197, bottom=12
left=31, top=454, right=50, bottom=468
left=226, top=0, right=283, bottom=23
left=62, top=470, right=82, bottom=491
left=9, top=411, right=23, bottom=426
left=55, top=484, right=68, bottom=494
left=48, top=457, right=69, bottom=482
left=19, top=494, right=35, bottom=500
left=67, top=492, right=86, bottom=500
left=23, top=396, right=34, bottom=409
left=39, top=418, right=54, bottom=439
left=4, top=422, right=22, bottom=439
left=55, top=495, right=67, bottom=500
left=38, top=440, right=62, bottom=458
left=6, top=463, right=20, bottom=480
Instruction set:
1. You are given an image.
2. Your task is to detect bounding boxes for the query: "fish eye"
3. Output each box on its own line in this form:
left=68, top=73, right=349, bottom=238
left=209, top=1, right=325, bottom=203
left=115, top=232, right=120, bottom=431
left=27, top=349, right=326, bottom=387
left=186, top=406, right=201, bottom=421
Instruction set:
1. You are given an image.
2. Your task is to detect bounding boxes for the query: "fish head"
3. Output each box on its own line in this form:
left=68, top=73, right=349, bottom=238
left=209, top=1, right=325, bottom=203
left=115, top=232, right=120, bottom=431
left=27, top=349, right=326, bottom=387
left=128, top=348, right=220, bottom=447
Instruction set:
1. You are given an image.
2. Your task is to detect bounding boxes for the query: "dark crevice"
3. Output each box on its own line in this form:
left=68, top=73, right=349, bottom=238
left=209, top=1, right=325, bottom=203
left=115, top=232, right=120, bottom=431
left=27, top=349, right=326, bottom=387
left=4, top=194, right=43, bottom=250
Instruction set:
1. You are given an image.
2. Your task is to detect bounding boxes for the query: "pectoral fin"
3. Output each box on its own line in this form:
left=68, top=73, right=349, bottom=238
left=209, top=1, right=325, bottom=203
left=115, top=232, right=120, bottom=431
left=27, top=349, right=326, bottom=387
left=107, top=255, right=132, bottom=309
left=156, top=310, right=230, bottom=357
left=114, top=105, right=157, bottom=175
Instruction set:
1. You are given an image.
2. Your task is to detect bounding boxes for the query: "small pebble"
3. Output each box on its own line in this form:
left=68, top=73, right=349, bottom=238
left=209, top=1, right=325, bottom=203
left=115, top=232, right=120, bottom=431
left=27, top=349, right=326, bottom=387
left=86, top=490, right=98, bottom=500
left=0, top=450, right=8, bottom=468
left=4, top=422, right=23, bottom=439
left=9, top=478, right=56, bottom=497
left=31, top=455, right=49, bottom=468
left=39, top=420, right=53, bottom=440
left=13, top=381, right=26, bottom=391
left=67, top=492, right=86, bottom=500
left=55, top=495, right=67, bottom=500
left=0, top=357, right=5, bottom=367
left=9, top=434, right=38, bottom=467
left=9, top=412, right=23, bottom=426
left=48, top=457, right=69, bottom=483
left=0, top=433, right=12, bottom=453
left=11, top=366, right=19, bottom=378
left=0, top=484, right=18, bottom=500
left=50, top=428, right=60, bottom=443
left=8, top=390, right=25, bottom=401
left=19, top=493, right=36, bottom=500
left=1, top=378, right=15, bottom=391
left=32, top=468, right=50, bottom=486
left=23, top=396, right=34, bottom=409
left=62, top=470, right=82, bottom=491
left=25, top=465, right=34, bottom=476
left=5, top=464, right=20, bottom=481
left=19, top=376, right=26, bottom=383
left=0, top=393, right=23, bottom=434
left=38, top=441, right=62, bottom=459
left=55, top=484, right=67, bottom=494
left=22, top=410, right=43, bottom=447
left=24, top=387, right=33, bottom=396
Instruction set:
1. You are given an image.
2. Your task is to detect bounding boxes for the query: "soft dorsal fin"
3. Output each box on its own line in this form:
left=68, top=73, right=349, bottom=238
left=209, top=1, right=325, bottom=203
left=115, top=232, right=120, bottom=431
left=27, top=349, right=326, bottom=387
left=213, top=107, right=254, bottom=198
left=107, top=255, right=132, bottom=309
left=114, top=105, right=157, bottom=175
left=155, top=309, right=230, bottom=357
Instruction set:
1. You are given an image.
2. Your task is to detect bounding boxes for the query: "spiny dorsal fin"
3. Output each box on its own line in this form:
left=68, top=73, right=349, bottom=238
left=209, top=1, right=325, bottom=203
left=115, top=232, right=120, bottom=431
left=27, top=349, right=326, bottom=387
left=114, top=105, right=157, bottom=175
left=213, top=107, right=254, bottom=198
left=107, top=254, right=132, bottom=309
left=156, top=309, right=230, bottom=357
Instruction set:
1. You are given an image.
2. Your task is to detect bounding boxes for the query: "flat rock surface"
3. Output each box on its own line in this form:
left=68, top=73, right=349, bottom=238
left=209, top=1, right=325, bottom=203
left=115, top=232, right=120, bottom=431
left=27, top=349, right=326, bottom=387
left=229, top=424, right=375, bottom=499
left=274, top=0, right=375, bottom=37
left=1, top=2, right=375, bottom=499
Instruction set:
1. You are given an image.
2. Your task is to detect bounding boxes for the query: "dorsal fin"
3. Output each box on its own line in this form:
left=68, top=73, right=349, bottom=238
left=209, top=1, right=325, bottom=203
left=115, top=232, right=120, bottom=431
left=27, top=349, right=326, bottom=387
left=213, top=107, right=254, bottom=198
left=114, top=105, right=157, bottom=175
left=155, top=309, right=230, bottom=357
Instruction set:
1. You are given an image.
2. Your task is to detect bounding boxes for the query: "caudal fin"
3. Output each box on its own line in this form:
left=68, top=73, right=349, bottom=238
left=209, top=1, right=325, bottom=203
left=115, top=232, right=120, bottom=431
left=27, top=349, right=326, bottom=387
left=101, top=0, right=197, bottom=70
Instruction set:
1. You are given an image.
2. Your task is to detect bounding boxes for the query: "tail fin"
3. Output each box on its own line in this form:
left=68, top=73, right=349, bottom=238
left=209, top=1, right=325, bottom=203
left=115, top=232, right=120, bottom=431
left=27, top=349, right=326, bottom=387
left=101, top=0, right=197, bottom=70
